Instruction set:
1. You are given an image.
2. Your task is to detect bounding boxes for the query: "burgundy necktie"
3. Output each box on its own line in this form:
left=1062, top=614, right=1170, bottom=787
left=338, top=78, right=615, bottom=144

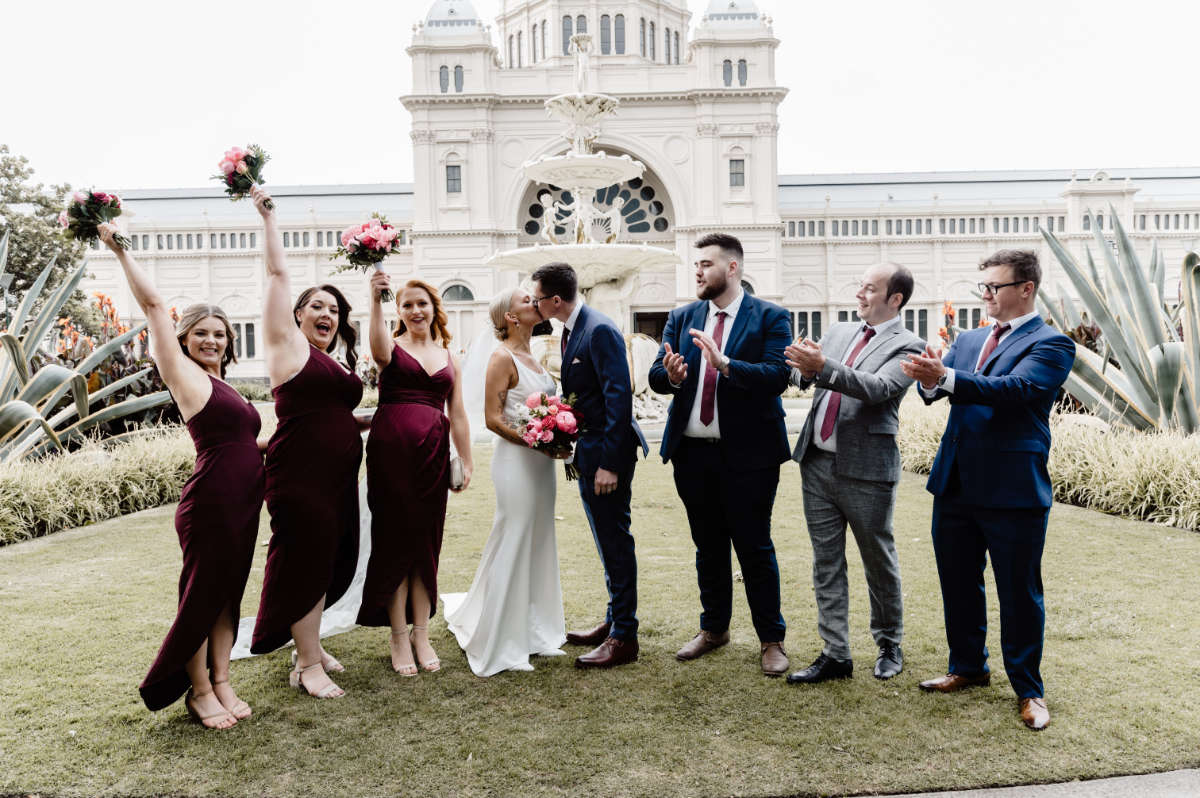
left=976, top=323, right=1010, bottom=371
left=699, top=311, right=728, bottom=426
left=560, top=327, right=570, bottom=358
left=819, top=326, right=876, bottom=442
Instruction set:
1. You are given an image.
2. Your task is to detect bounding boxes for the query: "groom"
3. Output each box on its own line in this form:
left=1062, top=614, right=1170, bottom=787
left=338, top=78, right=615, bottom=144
left=532, top=262, right=648, bottom=669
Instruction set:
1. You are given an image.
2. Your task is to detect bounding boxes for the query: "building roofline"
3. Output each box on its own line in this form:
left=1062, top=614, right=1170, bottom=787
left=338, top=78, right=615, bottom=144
left=119, top=183, right=415, bottom=201
left=777, top=167, right=1200, bottom=187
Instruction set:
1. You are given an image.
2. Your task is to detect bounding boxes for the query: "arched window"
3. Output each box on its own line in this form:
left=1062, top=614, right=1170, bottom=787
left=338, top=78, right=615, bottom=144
left=639, top=18, right=646, bottom=56
left=722, top=59, right=732, bottom=87
left=600, top=15, right=611, bottom=54
left=615, top=15, right=625, bottom=54
left=737, top=59, right=747, bottom=86
left=507, top=35, right=514, bottom=68
left=576, top=15, right=587, bottom=34
left=562, top=15, right=572, bottom=55
left=1082, top=215, right=1090, bottom=231
left=531, top=26, right=537, bottom=61
left=517, top=31, right=523, bottom=67
left=442, top=284, right=475, bottom=302
left=665, top=27, right=671, bottom=63
left=438, top=65, right=449, bottom=93
left=674, top=31, right=680, bottom=64
left=453, top=65, right=463, bottom=92
left=649, top=22, right=656, bottom=60
left=541, top=21, right=547, bottom=60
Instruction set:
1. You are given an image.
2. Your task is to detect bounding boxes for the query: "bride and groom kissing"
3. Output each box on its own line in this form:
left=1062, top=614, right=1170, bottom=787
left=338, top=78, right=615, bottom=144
left=443, top=261, right=648, bottom=676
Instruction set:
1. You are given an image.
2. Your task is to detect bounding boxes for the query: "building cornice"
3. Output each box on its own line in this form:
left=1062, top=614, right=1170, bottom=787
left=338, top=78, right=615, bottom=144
left=400, top=87, right=788, bottom=109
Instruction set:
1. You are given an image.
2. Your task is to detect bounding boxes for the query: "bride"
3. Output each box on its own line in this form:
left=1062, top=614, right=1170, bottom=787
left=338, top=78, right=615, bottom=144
left=442, top=287, right=567, bottom=676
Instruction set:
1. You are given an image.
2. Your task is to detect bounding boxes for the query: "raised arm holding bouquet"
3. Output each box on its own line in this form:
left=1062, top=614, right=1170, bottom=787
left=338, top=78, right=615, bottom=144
left=330, top=214, right=402, bottom=301
left=60, top=190, right=131, bottom=249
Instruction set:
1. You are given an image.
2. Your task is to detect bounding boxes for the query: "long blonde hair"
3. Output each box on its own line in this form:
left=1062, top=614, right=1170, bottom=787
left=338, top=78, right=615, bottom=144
left=175, top=303, right=237, bottom=377
left=394, top=279, right=453, bottom=347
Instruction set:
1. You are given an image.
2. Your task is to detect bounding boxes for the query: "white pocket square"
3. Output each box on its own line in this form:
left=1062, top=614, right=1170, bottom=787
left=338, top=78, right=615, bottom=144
left=571, top=357, right=582, bottom=364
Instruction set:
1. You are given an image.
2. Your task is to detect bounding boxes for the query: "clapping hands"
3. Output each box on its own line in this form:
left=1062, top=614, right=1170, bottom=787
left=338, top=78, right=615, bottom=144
left=900, top=344, right=948, bottom=389
left=662, top=342, right=687, bottom=385
left=785, top=337, right=824, bottom=378
left=688, top=328, right=728, bottom=374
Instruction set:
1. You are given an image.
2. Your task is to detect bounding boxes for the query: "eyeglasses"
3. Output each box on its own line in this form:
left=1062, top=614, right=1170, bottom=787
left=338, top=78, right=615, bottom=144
left=532, top=295, right=554, bottom=305
left=976, top=280, right=1029, bottom=296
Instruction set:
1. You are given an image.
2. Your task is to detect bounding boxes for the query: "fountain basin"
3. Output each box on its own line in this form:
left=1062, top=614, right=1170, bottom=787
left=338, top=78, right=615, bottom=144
left=486, top=242, right=679, bottom=289
left=524, top=151, right=644, bottom=190
left=545, top=92, right=621, bottom=127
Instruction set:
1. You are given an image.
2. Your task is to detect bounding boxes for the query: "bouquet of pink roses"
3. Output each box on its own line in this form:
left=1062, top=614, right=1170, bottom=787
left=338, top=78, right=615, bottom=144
left=213, top=144, right=273, bottom=209
left=518, top=391, right=583, bottom=478
left=330, top=214, right=402, bottom=301
left=60, top=190, right=131, bottom=250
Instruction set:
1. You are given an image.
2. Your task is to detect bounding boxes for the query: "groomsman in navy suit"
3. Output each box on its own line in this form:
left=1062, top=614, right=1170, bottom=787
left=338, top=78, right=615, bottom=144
left=902, top=249, right=1075, bottom=731
left=532, top=262, right=648, bottom=669
left=649, top=233, right=792, bottom=677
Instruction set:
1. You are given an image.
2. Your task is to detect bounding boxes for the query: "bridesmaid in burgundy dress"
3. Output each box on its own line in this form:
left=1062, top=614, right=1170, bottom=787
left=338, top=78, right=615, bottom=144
left=99, top=224, right=263, bottom=730
left=247, top=187, right=369, bottom=699
left=357, top=272, right=473, bottom=675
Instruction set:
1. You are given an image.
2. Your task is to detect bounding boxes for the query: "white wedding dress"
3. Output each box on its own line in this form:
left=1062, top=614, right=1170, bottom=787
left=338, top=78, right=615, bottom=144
left=442, top=348, right=567, bottom=676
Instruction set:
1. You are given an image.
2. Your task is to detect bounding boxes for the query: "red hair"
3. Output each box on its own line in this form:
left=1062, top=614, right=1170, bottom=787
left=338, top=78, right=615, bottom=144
left=393, top=279, right=453, bottom=347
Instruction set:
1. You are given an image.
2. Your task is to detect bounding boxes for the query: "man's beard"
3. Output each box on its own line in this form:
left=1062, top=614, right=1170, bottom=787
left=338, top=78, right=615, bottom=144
left=698, top=274, right=727, bottom=301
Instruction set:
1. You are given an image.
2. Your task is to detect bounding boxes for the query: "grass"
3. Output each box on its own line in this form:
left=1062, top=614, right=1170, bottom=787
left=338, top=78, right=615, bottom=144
left=1, top=448, right=1199, bottom=797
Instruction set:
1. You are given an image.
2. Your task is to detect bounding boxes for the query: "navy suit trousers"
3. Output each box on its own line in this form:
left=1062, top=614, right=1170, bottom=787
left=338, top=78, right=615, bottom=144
left=576, top=457, right=639, bottom=640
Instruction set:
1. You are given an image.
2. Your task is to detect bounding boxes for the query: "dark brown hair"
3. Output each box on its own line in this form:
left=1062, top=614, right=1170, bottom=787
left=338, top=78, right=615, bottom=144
left=695, top=232, right=744, bottom=263
left=980, top=249, right=1041, bottom=290
left=530, top=262, right=578, bottom=303
left=394, top=279, right=453, bottom=347
left=884, top=263, right=915, bottom=309
left=293, top=284, right=358, bottom=371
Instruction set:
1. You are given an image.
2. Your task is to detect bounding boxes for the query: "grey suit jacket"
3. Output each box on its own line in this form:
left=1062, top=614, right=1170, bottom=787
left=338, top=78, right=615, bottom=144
left=791, top=320, right=925, bottom=483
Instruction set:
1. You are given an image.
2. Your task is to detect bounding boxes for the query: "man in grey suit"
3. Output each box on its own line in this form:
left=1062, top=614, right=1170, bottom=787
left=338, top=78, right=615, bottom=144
left=785, top=262, right=924, bottom=684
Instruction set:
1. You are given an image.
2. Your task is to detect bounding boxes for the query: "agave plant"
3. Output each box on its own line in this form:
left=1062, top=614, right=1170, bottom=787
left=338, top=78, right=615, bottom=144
left=1039, top=207, right=1198, bottom=433
left=0, top=229, right=171, bottom=462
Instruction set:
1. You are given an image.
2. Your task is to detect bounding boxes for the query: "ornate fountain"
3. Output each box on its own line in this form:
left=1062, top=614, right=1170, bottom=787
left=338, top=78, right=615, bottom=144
left=485, top=33, right=680, bottom=329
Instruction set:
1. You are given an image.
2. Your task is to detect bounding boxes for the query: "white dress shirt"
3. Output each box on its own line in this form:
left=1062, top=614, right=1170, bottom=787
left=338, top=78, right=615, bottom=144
left=561, top=300, right=585, bottom=353
left=921, top=310, right=1041, bottom=396
left=811, top=315, right=902, bottom=453
left=683, top=288, right=745, bottom=440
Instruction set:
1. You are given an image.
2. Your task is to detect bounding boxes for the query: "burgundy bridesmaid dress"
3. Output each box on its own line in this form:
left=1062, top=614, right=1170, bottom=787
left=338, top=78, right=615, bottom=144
left=356, top=343, right=453, bottom=627
left=139, top=377, right=265, bottom=711
left=251, top=346, right=363, bottom=654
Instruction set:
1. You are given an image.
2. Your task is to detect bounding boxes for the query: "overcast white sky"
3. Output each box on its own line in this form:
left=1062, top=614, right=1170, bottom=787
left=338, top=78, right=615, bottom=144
left=5, top=0, right=1196, bottom=191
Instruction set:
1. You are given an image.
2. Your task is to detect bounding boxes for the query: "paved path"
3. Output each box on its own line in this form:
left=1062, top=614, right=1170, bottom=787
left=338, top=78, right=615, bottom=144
left=869, top=768, right=1200, bottom=797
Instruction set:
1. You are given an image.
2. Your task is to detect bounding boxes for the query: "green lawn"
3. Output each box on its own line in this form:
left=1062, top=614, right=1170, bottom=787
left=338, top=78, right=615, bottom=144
left=1, top=449, right=1198, bottom=797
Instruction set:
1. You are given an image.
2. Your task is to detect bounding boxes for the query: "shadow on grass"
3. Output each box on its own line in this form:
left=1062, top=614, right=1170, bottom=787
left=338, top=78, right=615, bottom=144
left=1, top=450, right=1199, bottom=797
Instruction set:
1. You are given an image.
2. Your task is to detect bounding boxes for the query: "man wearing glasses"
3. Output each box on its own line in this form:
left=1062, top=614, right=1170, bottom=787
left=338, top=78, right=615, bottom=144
left=901, top=249, right=1075, bottom=731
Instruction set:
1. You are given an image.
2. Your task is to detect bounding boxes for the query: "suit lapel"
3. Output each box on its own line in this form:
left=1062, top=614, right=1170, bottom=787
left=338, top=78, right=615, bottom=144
left=561, top=305, right=588, bottom=381
left=982, top=316, right=1044, bottom=374
left=683, top=301, right=709, bottom=378
left=852, top=323, right=896, bottom=367
left=721, top=295, right=753, bottom=359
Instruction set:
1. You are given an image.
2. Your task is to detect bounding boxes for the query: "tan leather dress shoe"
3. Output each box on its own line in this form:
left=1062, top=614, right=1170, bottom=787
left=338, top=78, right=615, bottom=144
left=918, top=672, right=991, bottom=693
left=575, top=637, right=638, bottom=669
left=760, top=642, right=788, bottom=677
left=1019, top=697, right=1050, bottom=730
left=676, top=630, right=730, bottom=661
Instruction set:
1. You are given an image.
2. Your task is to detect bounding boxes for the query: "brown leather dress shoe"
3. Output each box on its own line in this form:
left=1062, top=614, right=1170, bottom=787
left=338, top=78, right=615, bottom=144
left=1019, top=697, right=1050, bottom=731
left=760, top=642, right=788, bottom=677
left=566, top=621, right=611, bottom=647
left=575, top=637, right=639, bottom=669
left=918, top=672, right=991, bottom=693
left=676, top=630, right=730, bottom=661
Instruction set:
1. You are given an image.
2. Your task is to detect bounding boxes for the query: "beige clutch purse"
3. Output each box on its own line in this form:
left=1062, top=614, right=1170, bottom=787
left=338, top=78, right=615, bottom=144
left=449, top=456, right=465, bottom=491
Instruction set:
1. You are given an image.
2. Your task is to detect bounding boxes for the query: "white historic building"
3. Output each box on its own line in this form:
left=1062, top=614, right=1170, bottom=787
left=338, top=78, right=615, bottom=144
left=83, top=0, right=1200, bottom=379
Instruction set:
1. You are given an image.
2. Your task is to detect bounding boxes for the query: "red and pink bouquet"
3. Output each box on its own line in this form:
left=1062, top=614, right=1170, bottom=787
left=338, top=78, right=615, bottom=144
left=330, top=214, right=402, bottom=301
left=60, top=190, right=131, bottom=250
left=518, top=391, right=583, bottom=478
left=213, top=144, right=273, bottom=209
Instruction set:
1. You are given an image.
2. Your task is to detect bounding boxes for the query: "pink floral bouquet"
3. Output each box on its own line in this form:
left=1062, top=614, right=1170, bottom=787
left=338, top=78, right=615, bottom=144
left=330, top=214, right=402, bottom=301
left=60, top=190, right=131, bottom=250
left=518, top=391, right=583, bottom=478
left=212, top=144, right=273, bottom=209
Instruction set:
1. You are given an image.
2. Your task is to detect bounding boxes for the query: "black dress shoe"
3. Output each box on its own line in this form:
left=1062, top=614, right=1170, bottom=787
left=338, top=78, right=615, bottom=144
left=874, top=643, right=903, bottom=680
left=786, top=653, right=852, bottom=684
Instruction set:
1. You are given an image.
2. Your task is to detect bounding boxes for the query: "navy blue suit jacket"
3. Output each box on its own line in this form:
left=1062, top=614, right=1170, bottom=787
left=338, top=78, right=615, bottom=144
left=559, top=304, right=648, bottom=473
left=648, top=294, right=792, bottom=469
left=922, top=316, right=1075, bottom=509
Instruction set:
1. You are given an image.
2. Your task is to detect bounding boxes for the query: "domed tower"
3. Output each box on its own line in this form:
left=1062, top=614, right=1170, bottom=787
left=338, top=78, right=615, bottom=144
left=403, top=0, right=787, bottom=332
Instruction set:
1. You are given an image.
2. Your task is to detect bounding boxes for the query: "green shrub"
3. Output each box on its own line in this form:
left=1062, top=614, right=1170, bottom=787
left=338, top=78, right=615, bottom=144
left=897, top=397, right=1200, bottom=531
left=229, top=380, right=273, bottom=403
left=0, top=427, right=194, bottom=545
